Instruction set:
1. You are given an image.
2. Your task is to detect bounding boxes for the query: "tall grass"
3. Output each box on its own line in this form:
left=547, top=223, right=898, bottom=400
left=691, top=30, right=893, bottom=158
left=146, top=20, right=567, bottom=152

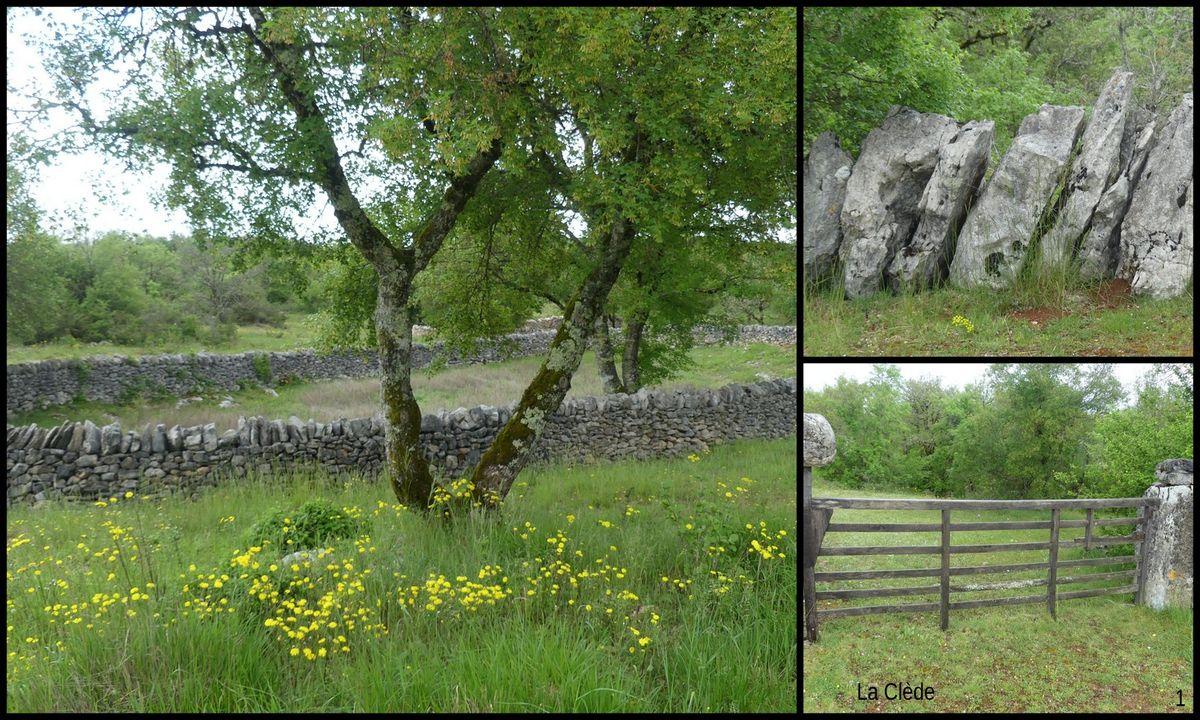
left=6, top=438, right=797, bottom=712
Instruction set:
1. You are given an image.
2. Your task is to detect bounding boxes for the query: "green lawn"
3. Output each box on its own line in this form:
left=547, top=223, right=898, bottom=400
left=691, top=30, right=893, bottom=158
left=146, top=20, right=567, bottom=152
left=7, top=343, right=796, bottom=432
left=6, top=437, right=797, bottom=712
left=802, top=477, right=1193, bottom=712
left=803, top=280, right=1193, bottom=356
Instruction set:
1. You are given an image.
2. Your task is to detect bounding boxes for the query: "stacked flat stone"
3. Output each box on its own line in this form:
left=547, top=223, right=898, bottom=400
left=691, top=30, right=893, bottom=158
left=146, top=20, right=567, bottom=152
left=7, top=324, right=796, bottom=414
left=6, top=378, right=797, bottom=506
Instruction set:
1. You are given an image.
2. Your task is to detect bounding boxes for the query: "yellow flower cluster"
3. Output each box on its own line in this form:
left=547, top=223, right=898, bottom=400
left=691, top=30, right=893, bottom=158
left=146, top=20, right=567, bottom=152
left=951, top=314, right=975, bottom=333
left=746, top=522, right=788, bottom=560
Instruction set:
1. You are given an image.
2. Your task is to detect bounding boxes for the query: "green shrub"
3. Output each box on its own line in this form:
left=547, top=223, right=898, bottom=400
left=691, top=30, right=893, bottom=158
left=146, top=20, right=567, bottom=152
left=246, top=499, right=366, bottom=552
left=251, top=353, right=272, bottom=385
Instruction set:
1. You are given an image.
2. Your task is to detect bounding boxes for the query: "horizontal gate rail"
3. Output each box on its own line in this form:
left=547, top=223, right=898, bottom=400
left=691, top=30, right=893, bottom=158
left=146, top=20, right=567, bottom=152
left=815, top=585, right=941, bottom=600
left=809, top=496, right=1155, bottom=510
left=826, top=517, right=1144, bottom=533
left=815, top=586, right=1138, bottom=622
left=812, top=555, right=1137, bottom=583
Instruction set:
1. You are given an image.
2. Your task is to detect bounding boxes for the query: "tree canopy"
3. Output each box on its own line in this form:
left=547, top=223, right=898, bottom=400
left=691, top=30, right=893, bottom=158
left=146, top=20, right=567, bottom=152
left=803, top=6, right=1194, bottom=162
left=803, top=363, right=1192, bottom=501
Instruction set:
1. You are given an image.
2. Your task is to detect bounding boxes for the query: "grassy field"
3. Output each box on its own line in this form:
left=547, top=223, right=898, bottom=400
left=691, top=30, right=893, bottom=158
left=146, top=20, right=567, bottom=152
left=6, top=313, right=321, bottom=365
left=6, top=437, right=797, bottom=712
left=803, top=275, right=1193, bottom=356
left=7, top=343, right=796, bottom=431
left=802, top=477, right=1193, bottom=712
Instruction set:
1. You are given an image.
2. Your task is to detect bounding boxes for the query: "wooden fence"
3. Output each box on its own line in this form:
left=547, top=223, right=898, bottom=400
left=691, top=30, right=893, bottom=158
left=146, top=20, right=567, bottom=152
left=801, top=472, right=1159, bottom=642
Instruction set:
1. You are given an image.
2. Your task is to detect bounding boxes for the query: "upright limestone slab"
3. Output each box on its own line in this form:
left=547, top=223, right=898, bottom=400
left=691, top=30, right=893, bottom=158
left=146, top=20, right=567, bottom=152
left=1138, top=459, right=1193, bottom=610
left=1040, top=71, right=1133, bottom=268
left=1118, top=93, right=1193, bottom=298
left=839, top=107, right=959, bottom=299
left=949, top=104, right=1085, bottom=289
left=803, top=132, right=853, bottom=283
left=888, top=120, right=993, bottom=290
left=1077, top=121, right=1157, bottom=279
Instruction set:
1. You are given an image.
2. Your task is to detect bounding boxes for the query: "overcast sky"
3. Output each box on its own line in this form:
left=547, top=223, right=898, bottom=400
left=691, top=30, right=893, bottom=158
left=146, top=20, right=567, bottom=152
left=801, top=363, right=1179, bottom=404
left=7, top=8, right=797, bottom=245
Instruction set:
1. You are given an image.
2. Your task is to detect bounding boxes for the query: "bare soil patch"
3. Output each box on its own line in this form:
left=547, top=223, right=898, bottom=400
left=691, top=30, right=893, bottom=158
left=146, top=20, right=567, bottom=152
left=1090, top=278, right=1133, bottom=309
left=1008, top=306, right=1065, bottom=326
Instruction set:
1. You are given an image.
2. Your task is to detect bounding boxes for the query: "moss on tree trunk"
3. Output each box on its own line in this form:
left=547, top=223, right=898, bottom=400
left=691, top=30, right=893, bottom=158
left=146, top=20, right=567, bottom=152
left=469, top=219, right=636, bottom=506
left=376, top=272, right=435, bottom=507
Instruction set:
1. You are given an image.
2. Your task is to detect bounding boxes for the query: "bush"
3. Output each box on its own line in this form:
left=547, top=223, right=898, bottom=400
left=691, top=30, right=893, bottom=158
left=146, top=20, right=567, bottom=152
left=246, top=499, right=367, bottom=552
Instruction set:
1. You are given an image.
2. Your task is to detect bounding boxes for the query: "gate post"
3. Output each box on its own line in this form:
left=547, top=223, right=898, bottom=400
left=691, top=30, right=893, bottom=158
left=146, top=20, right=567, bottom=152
left=1137, top=459, right=1193, bottom=610
left=803, top=413, right=837, bottom=643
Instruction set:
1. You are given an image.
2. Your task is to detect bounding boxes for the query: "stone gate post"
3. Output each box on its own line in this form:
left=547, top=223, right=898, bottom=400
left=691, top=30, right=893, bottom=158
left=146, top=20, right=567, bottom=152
left=803, top=413, right=836, bottom=642
left=1137, top=458, right=1193, bottom=609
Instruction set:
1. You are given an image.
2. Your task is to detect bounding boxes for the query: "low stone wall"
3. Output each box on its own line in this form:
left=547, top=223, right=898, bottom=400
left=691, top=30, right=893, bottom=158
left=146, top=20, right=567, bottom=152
left=7, top=324, right=795, bottom=415
left=6, top=378, right=796, bottom=505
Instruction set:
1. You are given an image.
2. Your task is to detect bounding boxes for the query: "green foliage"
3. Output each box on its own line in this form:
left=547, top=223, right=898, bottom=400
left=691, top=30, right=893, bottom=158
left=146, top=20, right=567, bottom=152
left=805, top=363, right=1190, bottom=500
left=250, top=354, right=272, bottom=385
left=803, top=6, right=1194, bottom=160
left=246, top=499, right=368, bottom=552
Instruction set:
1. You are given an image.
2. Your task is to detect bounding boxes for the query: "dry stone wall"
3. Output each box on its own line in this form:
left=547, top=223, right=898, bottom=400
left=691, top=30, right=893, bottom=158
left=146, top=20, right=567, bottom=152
left=6, top=324, right=795, bottom=415
left=6, top=378, right=796, bottom=506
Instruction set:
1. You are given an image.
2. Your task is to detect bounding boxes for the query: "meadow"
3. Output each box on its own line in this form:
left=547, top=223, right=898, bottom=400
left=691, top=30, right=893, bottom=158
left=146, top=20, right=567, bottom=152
left=802, top=275, right=1193, bottom=356
left=6, top=437, right=797, bottom=712
left=802, top=476, right=1193, bottom=713
left=8, top=343, right=795, bottom=431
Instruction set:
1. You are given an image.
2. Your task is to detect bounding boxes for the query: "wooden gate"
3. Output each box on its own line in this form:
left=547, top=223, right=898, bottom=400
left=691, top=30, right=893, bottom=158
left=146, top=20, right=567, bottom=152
left=801, top=470, right=1158, bottom=642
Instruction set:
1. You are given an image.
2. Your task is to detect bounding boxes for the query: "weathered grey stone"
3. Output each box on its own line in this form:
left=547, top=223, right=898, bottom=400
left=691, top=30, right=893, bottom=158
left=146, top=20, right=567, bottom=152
left=151, top=425, right=167, bottom=454
left=1155, top=458, right=1193, bottom=486
left=66, top=422, right=86, bottom=453
left=840, top=106, right=960, bottom=298
left=76, top=454, right=98, bottom=468
left=803, top=413, right=836, bottom=467
left=1139, top=479, right=1192, bottom=610
left=1040, top=71, right=1134, bottom=268
left=1118, top=93, right=1193, bottom=298
left=1078, top=121, right=1157, bottom=280
left=950, top=104, right=1086, bottom=288
left=803, top=132, right=853, bottom=283
left=889, top=120, right=994, bottom=291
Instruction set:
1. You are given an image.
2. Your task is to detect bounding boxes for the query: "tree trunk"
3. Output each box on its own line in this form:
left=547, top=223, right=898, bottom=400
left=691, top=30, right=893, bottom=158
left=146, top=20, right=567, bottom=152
left=594, top=314, right=626, bottom=394
left=469, top=218, right=636, bottom=506
left=620, top=309, right=648, bottom=393
left=375, top=270, right=436, bottom=507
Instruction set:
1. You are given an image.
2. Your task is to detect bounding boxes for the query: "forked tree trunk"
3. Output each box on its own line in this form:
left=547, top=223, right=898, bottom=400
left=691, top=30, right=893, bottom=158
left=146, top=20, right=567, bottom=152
left=594, top=315, right=626, bottom=394
left=375, top=271, right=436, bottom=506
left=469, top=219, right=637, bottom=506
left=620, top=309, right=648, bottom=393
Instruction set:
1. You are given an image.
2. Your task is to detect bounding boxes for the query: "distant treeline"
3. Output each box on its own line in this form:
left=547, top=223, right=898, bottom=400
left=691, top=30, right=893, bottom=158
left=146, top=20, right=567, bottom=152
left=7, top=230, right=797, bottom=351
left=803, top=364, right=1192, bottom=501
left=6, top=231, right=318, bottom=347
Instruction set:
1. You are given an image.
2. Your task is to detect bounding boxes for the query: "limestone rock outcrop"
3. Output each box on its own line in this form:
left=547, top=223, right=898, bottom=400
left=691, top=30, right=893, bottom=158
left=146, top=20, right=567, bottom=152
left=1118, top=93, right=1193, bottom=298
left=889, top=120, right=994, bottom=291
left=1078, top=121, right=1157, bottom=279
left=1040, top=71, right=1133, bottom=268
left=803, top=132, right=853, bottom=283
left=803, top=413, right=836, bottom=467
left=840, top=106, right=959, bottom=299
left=949, top=104, right=1085, bottom=288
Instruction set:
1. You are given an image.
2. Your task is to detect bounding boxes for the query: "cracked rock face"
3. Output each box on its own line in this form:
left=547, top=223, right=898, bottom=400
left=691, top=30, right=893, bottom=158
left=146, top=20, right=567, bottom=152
left=888, top=120, right=994, bottom=291
left=839, top=106, right=960, bottom=298
left=1040, top=71, right=1133, bottom=269
left=1078, top=121, right=1157, bottom=279
left=1118, top=93, right=1193, bottom=298
left=949, top=104, right=1085, bottom=289
left=803, top=132, right=853, bottom=283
